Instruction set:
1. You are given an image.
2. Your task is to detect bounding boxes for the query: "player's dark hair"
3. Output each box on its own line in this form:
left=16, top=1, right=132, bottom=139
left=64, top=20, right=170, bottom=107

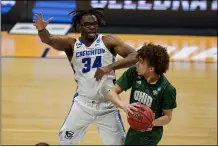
left=69, top=8, right=105, bottom=32
left=137, top=43, right=170, bottom=75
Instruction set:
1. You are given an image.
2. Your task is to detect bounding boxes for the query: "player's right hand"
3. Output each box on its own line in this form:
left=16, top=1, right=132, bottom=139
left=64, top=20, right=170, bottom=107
left=33, top=12, right=53, bottom=31
left=122, top=102, right=141, bottom=115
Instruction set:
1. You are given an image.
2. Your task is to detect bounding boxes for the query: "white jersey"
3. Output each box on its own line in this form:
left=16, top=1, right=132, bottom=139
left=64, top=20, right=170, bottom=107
left=70, top=34, right=116, bottom=100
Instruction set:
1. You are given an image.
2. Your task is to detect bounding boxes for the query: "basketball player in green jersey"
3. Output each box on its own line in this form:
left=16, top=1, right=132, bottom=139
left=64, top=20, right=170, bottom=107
left=107, top=43, right=177, bottom=145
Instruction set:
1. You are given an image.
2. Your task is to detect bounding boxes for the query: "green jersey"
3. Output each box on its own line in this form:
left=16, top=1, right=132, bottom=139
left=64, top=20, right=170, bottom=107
left=116, top=66, right=177, bottom=145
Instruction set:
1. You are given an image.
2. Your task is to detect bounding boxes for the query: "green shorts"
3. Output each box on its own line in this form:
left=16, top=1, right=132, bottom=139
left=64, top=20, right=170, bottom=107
left=124, top=127, right=163, bottom=146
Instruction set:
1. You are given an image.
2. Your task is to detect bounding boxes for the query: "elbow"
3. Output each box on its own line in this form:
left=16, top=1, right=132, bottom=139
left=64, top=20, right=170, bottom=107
left=130, top=50, right=137, bottom=57
left=130, top=52, right=138, bottom=63
left=41, top=39, right=46, bottom=44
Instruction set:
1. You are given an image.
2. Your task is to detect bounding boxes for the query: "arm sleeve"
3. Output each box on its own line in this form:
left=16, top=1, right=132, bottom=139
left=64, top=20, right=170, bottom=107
left=116, top=66, right=136, bottom=91
left=162, top=85, right=177, bottom=110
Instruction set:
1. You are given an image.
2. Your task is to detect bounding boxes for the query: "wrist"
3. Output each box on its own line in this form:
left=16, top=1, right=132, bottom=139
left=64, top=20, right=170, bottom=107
left=107, top=65, right=113, bottom=71
left=120, top=101, right=127, bottom=110
left=38, top=28, right=46, bottom=32
left=152, top=120, right=156, bottom=127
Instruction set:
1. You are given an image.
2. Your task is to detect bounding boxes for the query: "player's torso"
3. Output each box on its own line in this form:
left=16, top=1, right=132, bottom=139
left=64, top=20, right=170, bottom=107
left=70, top=34, right=116, bottom=99
left=130, top=74, right=168, bottom=118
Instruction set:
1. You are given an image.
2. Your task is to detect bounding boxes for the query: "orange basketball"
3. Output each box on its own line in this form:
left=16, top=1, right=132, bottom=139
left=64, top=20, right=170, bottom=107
left=127, top=103, right=154, bottom=131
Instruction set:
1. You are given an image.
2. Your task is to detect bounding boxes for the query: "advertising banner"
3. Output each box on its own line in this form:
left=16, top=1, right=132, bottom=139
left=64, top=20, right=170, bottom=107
left=1, top=0, right=217, bottom=28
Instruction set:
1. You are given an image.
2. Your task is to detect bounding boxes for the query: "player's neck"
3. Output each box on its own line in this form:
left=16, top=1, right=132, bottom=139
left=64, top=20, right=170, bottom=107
left=144, top=74, right=160, bottom=84
left=80, top=35, right=97, bottom=46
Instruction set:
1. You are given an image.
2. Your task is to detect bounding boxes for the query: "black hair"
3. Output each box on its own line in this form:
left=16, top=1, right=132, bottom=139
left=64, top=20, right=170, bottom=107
left=69, top=8, right=105, bottom=32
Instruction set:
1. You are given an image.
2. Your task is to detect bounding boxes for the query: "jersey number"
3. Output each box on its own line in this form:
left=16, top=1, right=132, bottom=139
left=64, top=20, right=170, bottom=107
left=82, top=56, right=102, bottom=73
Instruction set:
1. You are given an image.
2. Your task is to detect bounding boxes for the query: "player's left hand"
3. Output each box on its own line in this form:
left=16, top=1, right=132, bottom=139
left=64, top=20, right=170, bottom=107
left=138, top=124, right=153, bottom=132
left=94, top=66, right=112, bottom=81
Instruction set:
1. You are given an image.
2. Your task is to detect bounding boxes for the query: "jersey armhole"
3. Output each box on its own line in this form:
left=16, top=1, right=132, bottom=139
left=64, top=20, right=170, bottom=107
left=101, top=35, right=116, bottom=57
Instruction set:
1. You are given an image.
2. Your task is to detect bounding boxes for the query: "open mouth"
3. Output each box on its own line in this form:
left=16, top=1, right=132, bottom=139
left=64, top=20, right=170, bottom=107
left=88, top=32, right=96, bottom=37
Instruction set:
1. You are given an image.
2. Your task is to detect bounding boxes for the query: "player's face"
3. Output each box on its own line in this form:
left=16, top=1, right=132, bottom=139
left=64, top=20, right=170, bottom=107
left=79, top=15, right=98, bottom=39
left=136, top=58, right=154, bottom=76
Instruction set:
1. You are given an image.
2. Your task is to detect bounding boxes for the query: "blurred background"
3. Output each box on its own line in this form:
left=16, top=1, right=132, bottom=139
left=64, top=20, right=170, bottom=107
left=1, top=0, right=217, bottom=145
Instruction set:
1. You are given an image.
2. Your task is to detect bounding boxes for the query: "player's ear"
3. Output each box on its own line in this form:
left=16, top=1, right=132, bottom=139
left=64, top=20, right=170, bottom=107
left=149, top=67, right=154, bottom=72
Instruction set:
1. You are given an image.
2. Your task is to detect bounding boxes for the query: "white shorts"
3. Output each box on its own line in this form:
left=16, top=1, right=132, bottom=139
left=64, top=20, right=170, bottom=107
left=59, top=95, right=126, bottom=145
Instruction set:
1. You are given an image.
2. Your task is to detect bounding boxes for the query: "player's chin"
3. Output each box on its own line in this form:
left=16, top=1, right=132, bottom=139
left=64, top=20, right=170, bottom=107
left=87, top=33, right=96, bottom=39
left=136, top=70, right=142, bottom=76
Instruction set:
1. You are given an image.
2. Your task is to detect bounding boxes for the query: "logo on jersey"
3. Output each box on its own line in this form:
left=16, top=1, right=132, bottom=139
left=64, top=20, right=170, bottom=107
left=65, top=131, right=74, bottom=139
left=76, top=42, right=82, bottom=48
left=95, top=37, right=100, bottom=46
left=95, top=43, right=100, bottom=46
left=76, top=48, right=105, bottom=57
left=96, top=37, right=100, bottom=43
left=136, top=81, right=141, bottom=85
left=153, top=87, right=161, bottom=95
left=134, top=90, right=153, bottom=107
left=153, top=90, right=158, bottom=96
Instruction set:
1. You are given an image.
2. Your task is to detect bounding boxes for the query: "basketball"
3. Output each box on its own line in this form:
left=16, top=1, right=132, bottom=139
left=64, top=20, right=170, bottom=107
left=127, top=103, right=154, bottom=131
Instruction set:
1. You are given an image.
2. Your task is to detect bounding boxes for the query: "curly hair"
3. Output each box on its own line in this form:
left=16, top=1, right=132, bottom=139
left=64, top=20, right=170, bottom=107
left=69, top=8, right=105, bottom=32
left=136, top=43, right=169, bottom=75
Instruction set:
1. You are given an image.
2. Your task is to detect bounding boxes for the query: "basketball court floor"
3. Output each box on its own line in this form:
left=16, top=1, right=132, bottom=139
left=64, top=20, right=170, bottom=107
left=1, top=32, right=217, bottom=145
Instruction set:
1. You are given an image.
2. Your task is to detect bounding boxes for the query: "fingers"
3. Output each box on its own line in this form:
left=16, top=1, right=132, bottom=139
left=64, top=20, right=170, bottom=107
left=35, top=14, right=40, bottom=20
left=144, top=127, right=152, bottom=131
left=139, top=128, right=152, bottom=132
left=33, top=20, right=36, bottom=26
left=94, top=69, right=103, bottom=81
left=131, top=102, right=141, bottom=108
left=94, top=72, right=100, bottom=81
left=129, top=105, right=139, bottom=112
left=40, top=12, right=43, bottom=20
left=128, top=102, right=140, bottom=112
left=46, top=17, right=53, bottom=24
left=125, top=104, right=138, bottom=115
left=98, top=74, right=103, bottom=81
left=126, top=108, right=133, bottom=115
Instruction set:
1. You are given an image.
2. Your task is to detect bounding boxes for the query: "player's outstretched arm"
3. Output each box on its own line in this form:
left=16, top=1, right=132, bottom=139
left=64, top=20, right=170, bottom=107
left=106, top=35, right=138, bottom=70
left=33, top=12, right=75, bottom=51
left=94, top=35, right=138, bottom=81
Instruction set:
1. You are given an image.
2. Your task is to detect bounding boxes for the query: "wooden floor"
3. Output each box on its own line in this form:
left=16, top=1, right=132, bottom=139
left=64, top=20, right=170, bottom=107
left=1, top=57, right=217, bottom=145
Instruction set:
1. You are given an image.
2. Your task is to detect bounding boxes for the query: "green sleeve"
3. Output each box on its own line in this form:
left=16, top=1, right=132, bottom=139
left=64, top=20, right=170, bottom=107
left=162, top=85, right=177, bottom=109
left=116, top=66, right=136, bottom=91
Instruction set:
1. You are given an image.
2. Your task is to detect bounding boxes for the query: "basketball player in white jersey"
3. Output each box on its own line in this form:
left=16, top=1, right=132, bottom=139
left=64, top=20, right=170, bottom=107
left=33, top=8, right=137, bottom=145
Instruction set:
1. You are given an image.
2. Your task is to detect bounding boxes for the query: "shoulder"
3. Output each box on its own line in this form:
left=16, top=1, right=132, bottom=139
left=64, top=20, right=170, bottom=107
left=166, top=84, right=176, bottom=91
left=160, top=75, right=176, bottom=92
left=165, top=83, right=176, bottom=94
left=102, top=34, right=122, bottom=45
left=67, top=36, right=77, bottom=46
left=64, top=36, right=76, bottom=56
